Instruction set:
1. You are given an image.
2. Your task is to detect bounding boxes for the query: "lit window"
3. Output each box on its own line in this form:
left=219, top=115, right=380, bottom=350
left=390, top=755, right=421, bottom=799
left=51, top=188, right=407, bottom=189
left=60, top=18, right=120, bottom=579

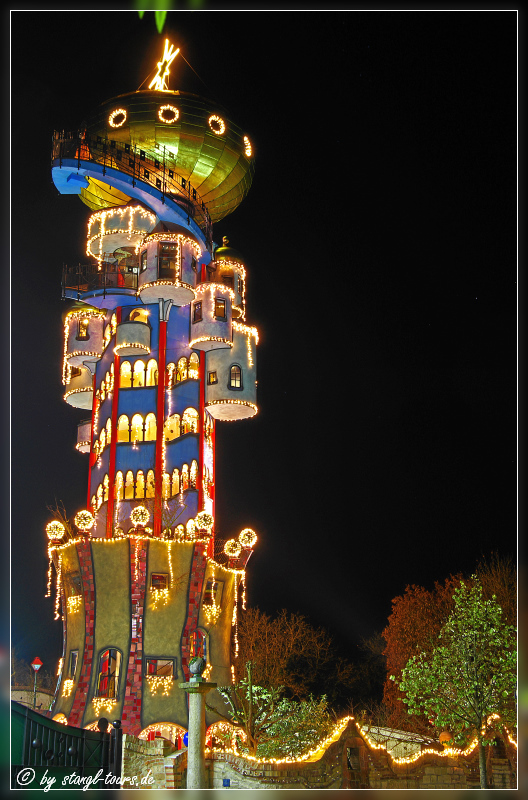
left=96, top=648, right=121, bottom=698
left=69, top=650, right=78, bottom=679
left=145, top=413, right=157, bottom=441
left=171, top=468, right=180, bottom=496
left=120, top=361, right=132, bottom=388
left=190, top=460, right=198, bottom=489
left=136, top=470, right=145, bottom=499
left=159, top=243, right=177, bottom=280
left=181, top=464, right=189, bottom=491
left=140, top=250, right=147, bottom=272
left=133, top=361, right=146, bottom=388
left=203, top=579, right=223, bottom=606
left=131, top=414, right=144, bottom=443
left=177, top=357, right=188, bottom=381
left=208, top=371, right=218, bottom=385
left=162, top=473, right=171, bottom=500
left=130, top=308, right=149, bottom=324
left=214, top=298, right=226, bottom=318
left=182, top=408, right=199, bottom=435
left=76, top=318, right=90, bottom=341
left=115, top=472, right=124, bottom=501
left=117, top=415, right=130, bottom=443
left=125, top=471, right=134, bottom=500
left=229, top=365, right=242, bottom=390
left=193, top=302, right=202, bottom=323
left=188, top=353, right=199, bottom=379
left=146, top=359, right=158, bottom=386
left=190, top=630, right=207, bottom=659
left=164, top=414, right=181, bottom=442
left=146, top=469, right=155, bottom=498
left=146, top=657, right=174, bottom=677
left=151, top=573, right=168, bottom=590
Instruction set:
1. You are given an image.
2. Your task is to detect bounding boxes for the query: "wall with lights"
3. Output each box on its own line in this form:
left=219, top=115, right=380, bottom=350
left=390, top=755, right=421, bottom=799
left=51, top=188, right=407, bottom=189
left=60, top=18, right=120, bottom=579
left=48, top=41, right=259, bottom=737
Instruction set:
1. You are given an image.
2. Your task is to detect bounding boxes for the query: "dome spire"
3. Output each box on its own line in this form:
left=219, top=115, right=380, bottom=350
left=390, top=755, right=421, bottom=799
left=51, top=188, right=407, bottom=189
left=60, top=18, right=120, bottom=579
left=148, top=39, right=180, bottom=91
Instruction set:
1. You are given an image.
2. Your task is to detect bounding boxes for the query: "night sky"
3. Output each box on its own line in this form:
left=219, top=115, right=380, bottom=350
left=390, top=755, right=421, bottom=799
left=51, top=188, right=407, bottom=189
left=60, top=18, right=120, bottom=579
left=10, top=11, right=517, bottom=679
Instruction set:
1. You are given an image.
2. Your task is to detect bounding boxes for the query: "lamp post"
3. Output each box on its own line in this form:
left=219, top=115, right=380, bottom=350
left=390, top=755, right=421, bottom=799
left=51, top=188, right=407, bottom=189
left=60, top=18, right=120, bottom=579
left=31, top=657, right=43, bottom=709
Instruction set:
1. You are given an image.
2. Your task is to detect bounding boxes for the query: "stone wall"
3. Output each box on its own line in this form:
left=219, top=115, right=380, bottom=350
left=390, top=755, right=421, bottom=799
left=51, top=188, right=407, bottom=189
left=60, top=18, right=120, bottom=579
left=120, top=721, right=517, bottom=790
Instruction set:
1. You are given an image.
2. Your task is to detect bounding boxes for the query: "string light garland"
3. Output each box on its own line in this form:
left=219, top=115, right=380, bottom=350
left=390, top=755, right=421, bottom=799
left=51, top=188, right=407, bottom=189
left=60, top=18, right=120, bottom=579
left=86, top=206, right=156, bottom=263
left=62, top=679, right=74, bottom=697
left=224, top=539, right=242, bottom=558
left=130, top=506, right=151, bottom=527
left=108, top=108, right=127, bottom=128
left=74, top=510, right=95, bottom=533
left=67, top=595, right=82, bottom=614
left=46, top=521, right=66, bottom=541
left=238, top=528, right=257, bottom=548
left=243, top=136, right=252, bottom=157
left=92, top=698, right=117, bottom=716
left=158, top=104, right=179, bottom=123
left=145, top=675, right=173, bottom=695
left=208, top=114, right=226, bottom=135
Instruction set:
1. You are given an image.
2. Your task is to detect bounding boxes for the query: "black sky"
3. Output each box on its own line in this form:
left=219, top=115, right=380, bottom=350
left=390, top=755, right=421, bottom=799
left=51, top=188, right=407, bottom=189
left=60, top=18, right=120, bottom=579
left=9, top=10, right=517, bottom=675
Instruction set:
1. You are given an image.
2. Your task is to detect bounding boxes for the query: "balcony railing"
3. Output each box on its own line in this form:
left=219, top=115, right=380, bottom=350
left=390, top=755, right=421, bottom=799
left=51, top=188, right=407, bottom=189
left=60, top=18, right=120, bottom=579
left=62, top=262, right=138, bottom=299
left=52, top=130, right=213, bottom=249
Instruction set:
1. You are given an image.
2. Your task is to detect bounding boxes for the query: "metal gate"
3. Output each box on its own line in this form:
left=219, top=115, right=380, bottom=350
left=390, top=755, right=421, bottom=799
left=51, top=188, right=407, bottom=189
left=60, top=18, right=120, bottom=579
left=11, top=701, right=122, bottom=790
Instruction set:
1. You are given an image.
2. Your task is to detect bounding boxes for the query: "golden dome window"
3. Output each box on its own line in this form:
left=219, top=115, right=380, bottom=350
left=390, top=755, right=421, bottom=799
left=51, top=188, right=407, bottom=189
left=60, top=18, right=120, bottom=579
left=158, top=104, right=179, bottom=123
left=208, top=115, right=226, bottom=135
left=108, top=108, right=127, bottom=128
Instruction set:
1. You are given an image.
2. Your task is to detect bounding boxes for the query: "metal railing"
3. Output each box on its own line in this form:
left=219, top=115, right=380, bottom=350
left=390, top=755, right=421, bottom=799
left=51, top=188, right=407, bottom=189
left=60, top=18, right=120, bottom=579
left=62, top=262, right=138, bottom=299
left=52, top=130, right=213, bottom=249
left=11, top=700, right=122, bottom=787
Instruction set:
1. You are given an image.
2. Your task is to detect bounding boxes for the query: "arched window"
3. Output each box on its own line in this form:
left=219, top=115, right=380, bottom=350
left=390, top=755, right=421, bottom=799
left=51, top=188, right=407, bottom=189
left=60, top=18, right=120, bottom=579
left=171, top=468, right=180, bottom=496
left=103, top=324, right=112, bottom=349
left=162, top=473, right=171, bottom=500
left=181, top=464, right=189, bottom=492
left=133, top=361, right=146, bottom=388
left=190, top=630, right=207, bottom=659
left=135, top=470, right=145, bottom=499
left=190, top=460, right=198, bottom=490
left=125, top=471, right=134, bottom=500
left=91, top=495, right=97, bottom=513
left=146, top=470, right=155, bottom=498
left=129, top=308, right=149, bottom=324
left=76, top=317, right=90, bottom=341
left=106, top=417, right=112, bottom=445
left=145, top=413, right=157, bottom=441
left=146, top=359, right=158, bottom=386
left=109, top=363, right=115, bottom=392
left=166, top=363, right=176, bottom=388
left=164, top=414, right=181, bottom=441
left=110, top=313, right=117, bottom=335
left=182, top=408, right=199, bottom=435
left=176, top=357, right=188, bottom=382
left=120, top=361, right=132, bottom=388
left=103, top=474, right=109, bottom=502
left=96, top=484, right=103, bottom=509
left=96, top=648, right=121, bottom=699
left=229, top=364, right=242, bottom=389
left=131, top=414, right=144, bottom=443
left=117, top=415, right=130, bottom=443
left=115, top=471, right=124, bottom=501
left=188, top=353, right=199, bottom=379
left=99, top=428, right=106, bottom=452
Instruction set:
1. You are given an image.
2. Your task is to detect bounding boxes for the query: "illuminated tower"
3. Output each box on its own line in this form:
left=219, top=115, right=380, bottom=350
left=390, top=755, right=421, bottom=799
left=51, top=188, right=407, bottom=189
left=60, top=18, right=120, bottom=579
left=46, top=43, right=258, bottom=741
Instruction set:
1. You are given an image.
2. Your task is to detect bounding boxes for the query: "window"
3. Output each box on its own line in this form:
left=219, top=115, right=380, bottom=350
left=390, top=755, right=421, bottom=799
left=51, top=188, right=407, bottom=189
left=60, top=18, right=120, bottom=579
left=229, top=365, right=242, bottom=390
left=181, top=464, right=189, bottom=491
left=208, top=371, right=218, bottom=385
left=190, top=460, right=198, bottom=490
left=69, top=650, right=78, bottom=679
left=151, top=573, right=168, bottom=590
left=136, top=470, right=145, bottom=499
left=214, top=297, right=226, bottom=318
left=188, top=353, right=199, bottom=379
left=182, top=408, right=199, bottom=435
left=120, top=361, right=132, bottom=388
left=146, top=469, right=155, bottom=498
left=140, top=250, right=147, bottom=272
left=76, top=318, right=90, bottom=341
left=176, top=357, right=188, bottom=382
left=125, top=471, right=134, bottom=499
left=129, top=308, right=149, bottom=324
left=145, top=413, right=157, bottom=441
left=171, top=468, right=180, bottom=496
left=164, top=414, right=181, bottom=441
left=145, top=658, right=174, bottom=677
left=159, top=243, right=177, bottom=279
left=162, top=473, right=171, bottom=500
left=115, top=471, right=124, bottom=501
left=203, top=579, right=224, bottom=606
left=65, top=572, right=82, bottom=597
left=146, top=359, right=158, bottom=386
left=133, top=360, right=146, bottom=387
left=131, top=414, right=144, bottom=443
left=190, top=630, right=207, bottom=659
left=193, top=302, right=202, bottom=323
left=103, top=474, right=109, bottom=502
left=117, top=415, right=130, bottom=443
left=96, top=648, right=121, bottom=698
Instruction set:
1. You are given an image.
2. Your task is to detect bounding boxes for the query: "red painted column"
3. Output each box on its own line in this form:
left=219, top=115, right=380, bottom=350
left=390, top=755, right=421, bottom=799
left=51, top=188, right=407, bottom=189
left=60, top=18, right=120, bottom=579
left=154, top=318, right=167, bottom=537
left=87, top=374, right=98, bottom=509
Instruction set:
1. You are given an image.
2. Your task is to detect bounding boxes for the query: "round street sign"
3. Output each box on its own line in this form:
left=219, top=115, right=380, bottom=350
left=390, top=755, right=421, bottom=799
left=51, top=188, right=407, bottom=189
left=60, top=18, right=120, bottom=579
left=31, top=657, right=43, bottom=672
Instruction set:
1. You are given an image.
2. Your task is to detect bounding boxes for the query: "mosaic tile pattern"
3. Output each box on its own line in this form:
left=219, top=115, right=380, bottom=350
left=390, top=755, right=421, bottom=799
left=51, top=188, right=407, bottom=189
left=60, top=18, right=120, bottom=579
left=67, top=539, right=95, bottom=727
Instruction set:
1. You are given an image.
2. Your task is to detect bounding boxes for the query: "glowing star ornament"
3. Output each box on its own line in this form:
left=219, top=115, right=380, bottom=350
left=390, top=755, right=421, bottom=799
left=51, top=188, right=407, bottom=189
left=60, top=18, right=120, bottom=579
left=224, top=539, right=242, bottom=558
left=46, top=521, right=66, bottom=541
left=148, top=39, right=180, bottom=91
left=238, top=528, right=257, bottom=548
left=74, top=510, right=95, bottom=534
left=131, top=505, right=150, bottom=528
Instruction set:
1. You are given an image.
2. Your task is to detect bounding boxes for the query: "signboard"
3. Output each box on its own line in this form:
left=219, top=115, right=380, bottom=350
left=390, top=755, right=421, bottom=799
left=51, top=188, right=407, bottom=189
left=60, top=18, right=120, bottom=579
left=31, top=658, right=43, bottom=672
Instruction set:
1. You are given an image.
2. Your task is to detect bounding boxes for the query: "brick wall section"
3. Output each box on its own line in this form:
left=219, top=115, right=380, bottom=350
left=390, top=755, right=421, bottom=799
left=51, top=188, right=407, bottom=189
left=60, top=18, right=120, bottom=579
left=67, top=539, right=94, bottom=727
left=180, top=543, right=207, bottom=679
left=121, top=538, right=147, bottom=735
left=121, top=734, right=167, bottom=788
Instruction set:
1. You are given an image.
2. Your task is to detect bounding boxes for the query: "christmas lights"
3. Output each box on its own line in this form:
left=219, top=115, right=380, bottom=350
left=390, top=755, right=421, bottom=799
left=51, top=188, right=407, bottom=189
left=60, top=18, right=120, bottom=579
left=238, top=528, right=257, bottom=548
left=62, top=679, right=74, bottom=697
left=243, top=136, right=252, bottom=157
left=108, top=108, right=127, bottom=128
left=92, top=698, right=117, bottom=716
left=224, top=539, right=242, bottom=558
left=158, top=104, right=179, bottom=123
left=46, top=521, right=66, bottom=540
left=208, top=114, right=226, bottom=135
left=145, top=675, right=173, bottom=695
left=67, top=595, right=82, bottom=614
left=148, top=39, right=180, bottom=91
left=131, top=505, right=150, bottom=527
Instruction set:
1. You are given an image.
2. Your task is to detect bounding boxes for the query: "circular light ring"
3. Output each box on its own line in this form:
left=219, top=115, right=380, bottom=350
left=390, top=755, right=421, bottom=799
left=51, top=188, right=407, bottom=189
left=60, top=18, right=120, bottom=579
left=224, top=539, right=242, bottom=558
left=108, top=108, right=127, bottom=128
left=243, top=136, right=252, bottom=157
left=74, top=510, right=95, bottom=531
left=131, top=505, right=150, bottom=527
left=238, top=528, right=257, bottom=548
left=47, top=521, right=66, bottom=540
left=208, top=114, right=226, bottom=135
left=195, top=511, right=214, bottom=532
left=158, top=104, right=179, bottom=124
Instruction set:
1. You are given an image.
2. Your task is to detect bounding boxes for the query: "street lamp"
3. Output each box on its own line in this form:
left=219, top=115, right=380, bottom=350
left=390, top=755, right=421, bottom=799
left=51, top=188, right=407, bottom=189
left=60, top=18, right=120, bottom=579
left=31, top=657, right=43, bottom=709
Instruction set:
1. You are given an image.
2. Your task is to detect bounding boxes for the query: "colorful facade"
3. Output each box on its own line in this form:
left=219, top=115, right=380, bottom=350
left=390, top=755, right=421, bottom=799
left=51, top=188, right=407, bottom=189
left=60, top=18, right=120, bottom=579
left=46, top=44, right=258, bottom=740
